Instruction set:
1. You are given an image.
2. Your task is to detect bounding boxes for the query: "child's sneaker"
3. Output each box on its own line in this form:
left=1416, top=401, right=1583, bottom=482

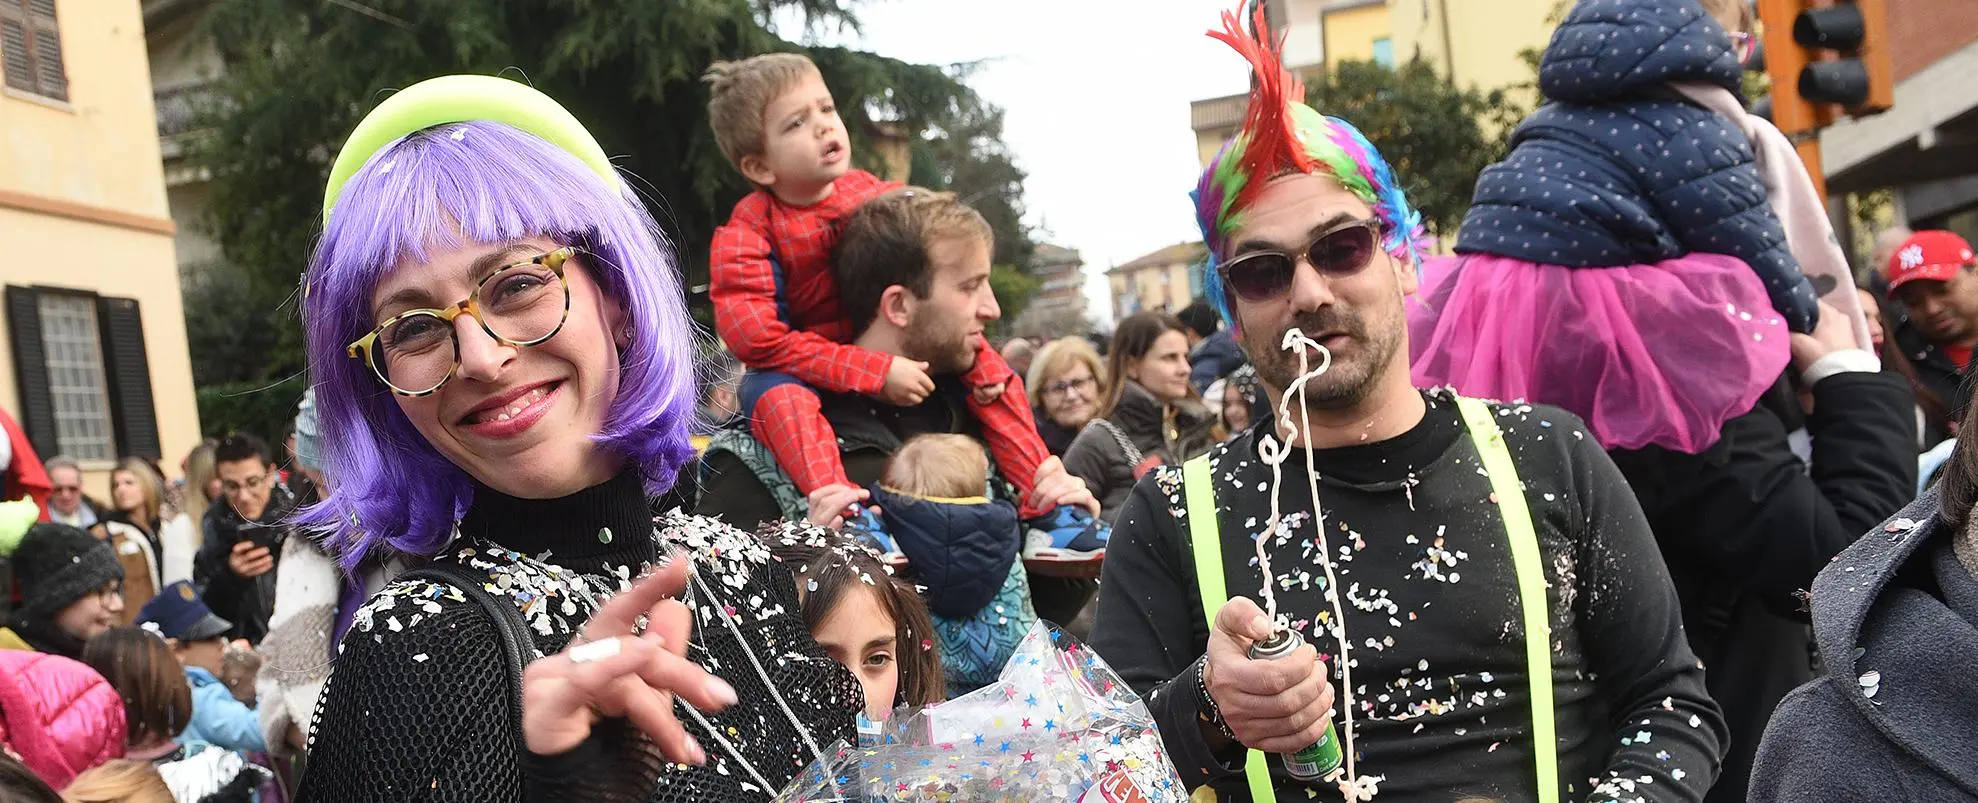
left=845, top=507, right=907, bottom=566
left=1022, top=505, right=1109, bottom=561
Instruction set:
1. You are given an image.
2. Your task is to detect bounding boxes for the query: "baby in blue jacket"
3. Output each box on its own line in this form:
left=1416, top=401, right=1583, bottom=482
left=870, top=435, right=1037, bottom=696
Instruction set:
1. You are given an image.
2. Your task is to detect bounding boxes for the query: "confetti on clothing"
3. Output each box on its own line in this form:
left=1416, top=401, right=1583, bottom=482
left=779, top=623, right=1188, bottom=802
left=1089, top=390, right=1728, bottom=802
left=300, top=468, right=862, bottom=802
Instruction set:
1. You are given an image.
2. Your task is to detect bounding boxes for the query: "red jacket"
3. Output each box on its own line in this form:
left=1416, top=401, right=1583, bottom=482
left=0, top=409, right=51, bottom=522
left=710, top=170, right=900, bottom=395
left=0, top=649, right=127, bottom=787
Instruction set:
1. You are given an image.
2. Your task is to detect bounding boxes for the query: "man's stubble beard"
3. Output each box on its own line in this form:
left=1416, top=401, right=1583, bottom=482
left=903, top=317, right=974, bottom=376
left=1243, top=307, right=1401, bottom=413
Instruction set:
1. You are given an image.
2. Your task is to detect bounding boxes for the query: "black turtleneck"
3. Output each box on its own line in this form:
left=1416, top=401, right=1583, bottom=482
left=456, top=467, right=658, bottom=571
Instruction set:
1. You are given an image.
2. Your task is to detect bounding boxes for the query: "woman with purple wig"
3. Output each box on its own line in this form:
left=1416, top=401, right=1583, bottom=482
left=289, top=75, right=862, bottom=802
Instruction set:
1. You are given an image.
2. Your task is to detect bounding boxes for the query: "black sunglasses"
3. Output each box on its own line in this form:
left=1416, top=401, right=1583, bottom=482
left=1219, top=218, right=1384, bottom=303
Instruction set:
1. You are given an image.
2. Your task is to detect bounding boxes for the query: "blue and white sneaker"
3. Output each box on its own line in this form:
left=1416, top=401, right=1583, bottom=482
left=1022, top=505, right=1110, bottom=561
left=845, top=507, right=906, bottom=566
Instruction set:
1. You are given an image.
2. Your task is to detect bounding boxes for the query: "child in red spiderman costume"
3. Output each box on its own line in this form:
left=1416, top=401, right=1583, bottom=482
left=704, top=53, right=1079, bottom=536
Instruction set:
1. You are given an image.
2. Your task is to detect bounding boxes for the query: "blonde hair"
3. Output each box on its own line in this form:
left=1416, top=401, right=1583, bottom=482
left=882, top=434, right=989, bottom=500
left=1697, top=0, right=1753, bottom=34
left=61, top=760, right=172, bottom=803
left=181, top=441, right=216, bottom=534
left=111, top=458, right=164, bottom=530
left=703, top=52, right=823, bottom=174
left=1026, top=337, right=1107, bottom=409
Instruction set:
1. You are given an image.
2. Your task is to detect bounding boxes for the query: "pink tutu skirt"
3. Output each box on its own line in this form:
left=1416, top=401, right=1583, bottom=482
left=1408, top=253, right=1791, bottom=454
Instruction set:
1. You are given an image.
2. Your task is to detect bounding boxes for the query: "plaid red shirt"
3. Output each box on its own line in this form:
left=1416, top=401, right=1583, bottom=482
left=710, top=170, right=900, bottom=395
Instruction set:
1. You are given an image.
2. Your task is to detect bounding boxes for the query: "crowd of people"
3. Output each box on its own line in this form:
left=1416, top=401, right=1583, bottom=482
left=0, top=0, right=1973, bottom=800
left=0, top=425, right=312, bottom=801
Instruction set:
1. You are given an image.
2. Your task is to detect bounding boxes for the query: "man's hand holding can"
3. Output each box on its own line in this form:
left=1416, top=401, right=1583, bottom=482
left=1203, top=596, right=1338, bottom=757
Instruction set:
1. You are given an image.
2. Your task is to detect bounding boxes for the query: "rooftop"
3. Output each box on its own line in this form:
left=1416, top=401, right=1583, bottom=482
left=1110, top=242, right=1207, bottom=274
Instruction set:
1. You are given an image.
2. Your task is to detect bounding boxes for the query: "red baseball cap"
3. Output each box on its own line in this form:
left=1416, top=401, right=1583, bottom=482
left=1886, top=230, right=1977, bottom=296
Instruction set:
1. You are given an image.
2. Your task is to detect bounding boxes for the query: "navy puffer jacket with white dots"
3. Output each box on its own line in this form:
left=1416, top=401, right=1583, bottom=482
left=1455, top=0, right=1819, bottom=333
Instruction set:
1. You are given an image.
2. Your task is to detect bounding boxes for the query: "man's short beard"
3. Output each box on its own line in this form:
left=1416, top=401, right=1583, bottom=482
left=903, top=321, right=973, bottom=375
left=1243, top=309, right=1398, bottom=414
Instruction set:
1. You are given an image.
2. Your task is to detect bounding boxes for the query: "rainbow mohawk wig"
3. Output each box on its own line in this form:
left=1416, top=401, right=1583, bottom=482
left=1193, top=2, right=1426, bottom=325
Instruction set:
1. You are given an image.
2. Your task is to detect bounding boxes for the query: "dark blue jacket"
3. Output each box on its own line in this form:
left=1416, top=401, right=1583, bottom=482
left=870, top=485, right=1019, bottom=620
left=1455, top=0, right=1819, bottom=333
left=1188, top=329, right=1246, bottom=392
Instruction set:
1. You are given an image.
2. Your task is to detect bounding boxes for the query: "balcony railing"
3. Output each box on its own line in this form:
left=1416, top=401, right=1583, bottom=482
left=155, top=83, right=217, bottom=138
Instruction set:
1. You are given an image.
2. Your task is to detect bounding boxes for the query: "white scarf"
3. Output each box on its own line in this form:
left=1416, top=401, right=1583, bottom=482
left=1671, top=81, right=1876, bottom=356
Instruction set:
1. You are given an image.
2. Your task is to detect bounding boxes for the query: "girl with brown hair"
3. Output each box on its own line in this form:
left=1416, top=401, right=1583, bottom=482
left=1064, top=312, right=1220, bottom=522
left=762, top=528, right=944, bottom=719
left=80, top=629, right=266, bottom=802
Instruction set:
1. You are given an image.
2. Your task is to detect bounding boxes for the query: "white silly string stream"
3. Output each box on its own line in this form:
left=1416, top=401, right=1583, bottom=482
left=1253, top=327, right=1382, bottom=801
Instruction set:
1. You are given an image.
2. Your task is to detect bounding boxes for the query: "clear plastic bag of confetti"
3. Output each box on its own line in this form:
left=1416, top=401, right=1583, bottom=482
left=775, top=621, right=1186, bottom=802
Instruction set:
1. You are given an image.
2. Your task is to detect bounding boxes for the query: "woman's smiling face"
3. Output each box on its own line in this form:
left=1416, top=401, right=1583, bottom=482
left=369, top=235, right=627, bottom=498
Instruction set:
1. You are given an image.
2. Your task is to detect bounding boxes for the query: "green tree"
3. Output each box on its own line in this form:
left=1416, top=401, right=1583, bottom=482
left=1308, top=59, right=1510, bottom=238
left=907, top=104, right=1035, bottom=268
left=986, top=265, right=1039, bottom=340
left=183, top=0, right=1031, bottom=396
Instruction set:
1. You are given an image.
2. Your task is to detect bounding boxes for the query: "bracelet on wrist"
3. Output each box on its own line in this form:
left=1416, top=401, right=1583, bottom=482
left=1194, top=656, right=1239, bottom=742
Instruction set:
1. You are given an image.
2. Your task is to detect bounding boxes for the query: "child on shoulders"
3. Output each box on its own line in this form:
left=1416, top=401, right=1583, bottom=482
left=704, top=53, right=1076, bottom=544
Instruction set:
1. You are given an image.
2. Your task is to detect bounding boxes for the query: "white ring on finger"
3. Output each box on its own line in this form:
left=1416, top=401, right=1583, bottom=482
left=569, top=636, right=622, bottom=665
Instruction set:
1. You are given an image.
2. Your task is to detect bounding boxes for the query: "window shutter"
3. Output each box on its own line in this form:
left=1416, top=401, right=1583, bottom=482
left=24, top=0, right=58, bottom=101
left=0, top=17, right=29, bottom=94
left=96, top=297, right=159, bottom=460
left=5, top=285, right=58, bottom=459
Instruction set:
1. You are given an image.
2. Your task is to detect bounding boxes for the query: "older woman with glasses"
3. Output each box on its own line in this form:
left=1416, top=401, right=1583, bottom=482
left=1024, top=337, right=1108, bottom=456
left=292, top=76, right=860, bottom=802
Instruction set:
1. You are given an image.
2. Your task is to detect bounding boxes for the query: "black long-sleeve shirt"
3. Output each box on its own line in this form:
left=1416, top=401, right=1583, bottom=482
left=1089, top=391, right=1726, bottom=802
left=297, top=471, right=861, bottom=802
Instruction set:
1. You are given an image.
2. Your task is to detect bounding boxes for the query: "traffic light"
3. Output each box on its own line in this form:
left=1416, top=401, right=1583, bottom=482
left=1757, top=0, right=1894, bottom=136
left=1793, top=0, right=1894, bottom=112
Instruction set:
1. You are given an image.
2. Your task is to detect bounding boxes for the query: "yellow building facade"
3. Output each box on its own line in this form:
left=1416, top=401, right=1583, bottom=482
left=1322, top=0, right=1393, bottom=71
left=1107, top=242, right=1209, bottom=317
left=0, top=0, right=200, bottom=497
left=1388, top=0, right=1559, bottom=96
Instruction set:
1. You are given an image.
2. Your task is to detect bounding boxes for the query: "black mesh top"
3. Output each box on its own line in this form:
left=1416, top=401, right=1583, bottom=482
left=295, top=470, right=862, bottom=802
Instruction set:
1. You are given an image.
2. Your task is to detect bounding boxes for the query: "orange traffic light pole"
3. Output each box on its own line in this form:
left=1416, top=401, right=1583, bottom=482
left=1758, top=0, right=1897, bottom=202
left=1758, top=0, right=1828, bottom=200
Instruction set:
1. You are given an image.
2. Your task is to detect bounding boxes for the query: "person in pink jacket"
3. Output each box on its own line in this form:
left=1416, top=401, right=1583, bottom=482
left=0, top=649, right=127, bottom=787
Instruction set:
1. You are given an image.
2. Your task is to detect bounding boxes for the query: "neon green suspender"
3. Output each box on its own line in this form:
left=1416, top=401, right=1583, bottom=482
left=1180, top=396, right=1558, bottom=803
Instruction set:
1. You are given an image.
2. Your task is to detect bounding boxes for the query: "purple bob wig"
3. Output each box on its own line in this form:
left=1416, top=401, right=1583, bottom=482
left=295, top=120, right=699, bottom=572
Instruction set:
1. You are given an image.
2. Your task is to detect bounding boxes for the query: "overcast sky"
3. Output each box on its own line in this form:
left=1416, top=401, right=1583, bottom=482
left=775, top=0, right=1253, bottom=323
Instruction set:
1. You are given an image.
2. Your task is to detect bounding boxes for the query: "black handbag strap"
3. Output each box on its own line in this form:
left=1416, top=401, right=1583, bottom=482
left=398, top=561, right=536, bottom=736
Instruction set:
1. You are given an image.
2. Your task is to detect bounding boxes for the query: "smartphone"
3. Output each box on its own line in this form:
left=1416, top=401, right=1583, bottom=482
left=242, top=527, right=285, bottom=554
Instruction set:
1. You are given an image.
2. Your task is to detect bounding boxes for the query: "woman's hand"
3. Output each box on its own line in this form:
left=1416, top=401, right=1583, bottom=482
left=1789, top=300, right=1861, bottom=372
left=521, top=553, right=738, bottom=762
left=1029, top=456, right=1100, bottom=517
left=805, top=485, right=869, bottom=530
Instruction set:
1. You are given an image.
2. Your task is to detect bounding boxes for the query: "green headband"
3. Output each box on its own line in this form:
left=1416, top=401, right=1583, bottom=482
left=320, top=74, right=619, bottom=224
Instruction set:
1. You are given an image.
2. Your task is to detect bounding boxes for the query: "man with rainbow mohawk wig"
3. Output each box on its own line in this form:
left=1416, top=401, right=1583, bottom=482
left=1088, top=6, right=1726, bottom=803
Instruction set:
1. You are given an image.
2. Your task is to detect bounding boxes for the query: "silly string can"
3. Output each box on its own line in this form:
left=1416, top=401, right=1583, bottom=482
left=1248, top=628, right=1342, bottom=780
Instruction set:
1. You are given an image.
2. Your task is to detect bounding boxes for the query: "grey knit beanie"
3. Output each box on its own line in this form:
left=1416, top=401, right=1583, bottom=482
left=13, top=523, right=123, bottom=616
